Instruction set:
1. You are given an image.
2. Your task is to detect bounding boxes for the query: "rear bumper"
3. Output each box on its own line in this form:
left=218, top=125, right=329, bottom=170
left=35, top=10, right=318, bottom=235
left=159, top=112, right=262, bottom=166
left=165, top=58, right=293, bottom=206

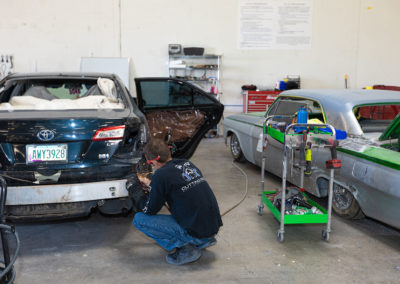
left=1, top=162, right=135, bottom=186
left=6, top=179, right=128, bottom=205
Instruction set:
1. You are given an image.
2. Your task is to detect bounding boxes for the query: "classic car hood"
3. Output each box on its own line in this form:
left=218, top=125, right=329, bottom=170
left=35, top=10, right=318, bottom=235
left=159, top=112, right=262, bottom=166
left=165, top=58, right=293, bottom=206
left=225, top=112, right=265, bottom=127
left=379, top=112, right=400, bottom=141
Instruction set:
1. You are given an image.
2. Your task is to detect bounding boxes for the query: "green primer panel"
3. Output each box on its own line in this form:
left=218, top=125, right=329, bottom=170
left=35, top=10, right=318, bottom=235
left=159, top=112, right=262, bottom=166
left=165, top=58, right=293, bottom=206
left=265, top=126, right=285, bottom=143
left=338, top=146, right=400, bottom=171
left=261, top=191, right=328, bottom=224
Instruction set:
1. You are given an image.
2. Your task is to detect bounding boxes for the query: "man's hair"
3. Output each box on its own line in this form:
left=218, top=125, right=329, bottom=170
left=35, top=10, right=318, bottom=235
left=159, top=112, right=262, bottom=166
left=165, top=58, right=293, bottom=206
left=143, top=138, right=172, bottom=163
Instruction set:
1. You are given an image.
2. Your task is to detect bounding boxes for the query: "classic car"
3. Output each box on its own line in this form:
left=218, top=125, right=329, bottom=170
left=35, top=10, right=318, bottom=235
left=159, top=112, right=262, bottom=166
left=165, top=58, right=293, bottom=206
left=0, top=73, right=223, bottom=219
left=223, top=89, right=400, bottom=229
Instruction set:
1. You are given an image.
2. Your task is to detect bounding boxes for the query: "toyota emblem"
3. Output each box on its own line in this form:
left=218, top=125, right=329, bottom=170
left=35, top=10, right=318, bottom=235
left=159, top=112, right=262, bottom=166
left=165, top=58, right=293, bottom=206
left=37, top=129, right=55, bottom=141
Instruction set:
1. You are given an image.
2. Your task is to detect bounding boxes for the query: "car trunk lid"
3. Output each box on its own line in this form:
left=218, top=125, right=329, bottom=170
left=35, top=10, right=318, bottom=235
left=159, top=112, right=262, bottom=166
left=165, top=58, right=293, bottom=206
left=0, top=113, right=135, bottom=169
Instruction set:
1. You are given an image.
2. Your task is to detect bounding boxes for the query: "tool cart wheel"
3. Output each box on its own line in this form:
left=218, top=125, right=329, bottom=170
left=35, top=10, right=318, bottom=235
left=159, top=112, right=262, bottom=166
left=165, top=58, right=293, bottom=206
left=257, top=204, right=264, bottom=215
left=276, top=231, right=284, bottom=243
left=321, top=230, right=330, bottom=241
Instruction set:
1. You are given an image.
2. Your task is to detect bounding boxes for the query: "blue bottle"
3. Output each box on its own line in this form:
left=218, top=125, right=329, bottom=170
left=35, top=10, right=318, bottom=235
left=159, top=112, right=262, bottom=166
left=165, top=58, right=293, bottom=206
left=296, top=107, right=308, bottom=132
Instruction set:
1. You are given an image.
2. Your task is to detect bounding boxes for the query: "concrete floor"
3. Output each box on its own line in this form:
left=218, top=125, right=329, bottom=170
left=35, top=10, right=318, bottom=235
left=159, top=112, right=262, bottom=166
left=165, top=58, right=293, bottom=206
left=10, top=138, right=400, bottom=283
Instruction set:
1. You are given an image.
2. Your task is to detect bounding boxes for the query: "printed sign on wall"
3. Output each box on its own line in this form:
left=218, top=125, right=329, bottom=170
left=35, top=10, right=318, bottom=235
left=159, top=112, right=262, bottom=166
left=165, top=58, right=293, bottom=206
left=239, top=0, right=313, bottom=49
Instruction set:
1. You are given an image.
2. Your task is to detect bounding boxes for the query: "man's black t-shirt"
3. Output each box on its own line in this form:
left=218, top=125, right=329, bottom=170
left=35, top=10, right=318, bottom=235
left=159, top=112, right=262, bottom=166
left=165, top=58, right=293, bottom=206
left=137, top=159, right=222, bottom=238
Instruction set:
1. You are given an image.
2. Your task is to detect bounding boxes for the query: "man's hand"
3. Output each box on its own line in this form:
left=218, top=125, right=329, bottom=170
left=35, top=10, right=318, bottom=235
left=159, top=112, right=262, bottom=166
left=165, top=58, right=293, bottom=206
left=126, top=175, right=147, bottom=211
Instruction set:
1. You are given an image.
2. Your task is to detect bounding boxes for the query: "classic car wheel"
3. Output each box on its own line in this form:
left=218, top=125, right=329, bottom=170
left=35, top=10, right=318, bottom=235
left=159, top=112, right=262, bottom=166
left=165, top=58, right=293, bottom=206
left=332, top=184, right=365, bottom=219
left=230, top=134, right=246, bottom=162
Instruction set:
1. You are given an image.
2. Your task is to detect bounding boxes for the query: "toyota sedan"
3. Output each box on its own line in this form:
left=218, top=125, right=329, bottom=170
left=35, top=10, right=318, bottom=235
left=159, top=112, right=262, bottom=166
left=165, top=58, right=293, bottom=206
left=0, top=73, right=223, bottom=219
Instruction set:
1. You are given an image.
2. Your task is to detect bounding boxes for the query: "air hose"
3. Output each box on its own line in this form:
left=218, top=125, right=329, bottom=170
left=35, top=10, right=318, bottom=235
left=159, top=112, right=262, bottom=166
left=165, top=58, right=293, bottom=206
left=221, top=162, right=249, bottom=217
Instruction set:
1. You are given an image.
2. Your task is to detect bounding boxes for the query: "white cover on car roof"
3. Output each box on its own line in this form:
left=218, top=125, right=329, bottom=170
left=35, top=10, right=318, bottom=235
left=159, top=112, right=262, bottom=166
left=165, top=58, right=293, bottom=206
left=97, top=78, right=118, bottom=101
left=0, top=77, right=124, bottom=111
left=0, top=95, right=124, bottom=110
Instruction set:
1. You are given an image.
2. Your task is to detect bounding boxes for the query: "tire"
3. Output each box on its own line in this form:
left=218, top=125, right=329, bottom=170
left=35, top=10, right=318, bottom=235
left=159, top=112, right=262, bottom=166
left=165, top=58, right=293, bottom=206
left=332, top=184, right=365, bottom=219
left=230, top=133, right=246, bottom=162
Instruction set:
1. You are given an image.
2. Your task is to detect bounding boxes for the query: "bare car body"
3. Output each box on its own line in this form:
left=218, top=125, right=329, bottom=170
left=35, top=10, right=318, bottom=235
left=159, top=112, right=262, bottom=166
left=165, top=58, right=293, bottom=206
left=223, top=89, right=400, bottom=229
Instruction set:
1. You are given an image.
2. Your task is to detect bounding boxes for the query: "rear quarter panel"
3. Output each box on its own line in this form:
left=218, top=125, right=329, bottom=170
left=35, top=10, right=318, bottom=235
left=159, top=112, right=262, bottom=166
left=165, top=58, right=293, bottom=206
left=336, top=143, right=400, bottom=228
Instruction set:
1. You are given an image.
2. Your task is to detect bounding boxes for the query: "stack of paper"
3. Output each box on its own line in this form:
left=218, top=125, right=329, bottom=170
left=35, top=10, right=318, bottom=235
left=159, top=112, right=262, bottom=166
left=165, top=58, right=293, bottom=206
left=169, top=60, right=186, bottom=68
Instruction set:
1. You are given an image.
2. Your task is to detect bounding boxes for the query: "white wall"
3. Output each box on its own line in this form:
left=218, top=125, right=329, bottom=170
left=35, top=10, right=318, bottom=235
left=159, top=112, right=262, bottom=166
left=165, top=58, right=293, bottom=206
left=1, top=0, right=400, bottom=112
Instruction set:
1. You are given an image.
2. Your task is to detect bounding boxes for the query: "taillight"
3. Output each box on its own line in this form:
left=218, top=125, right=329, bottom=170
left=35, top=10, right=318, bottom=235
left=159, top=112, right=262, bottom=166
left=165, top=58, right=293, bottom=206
left=93, top=125, right=125, bottom=141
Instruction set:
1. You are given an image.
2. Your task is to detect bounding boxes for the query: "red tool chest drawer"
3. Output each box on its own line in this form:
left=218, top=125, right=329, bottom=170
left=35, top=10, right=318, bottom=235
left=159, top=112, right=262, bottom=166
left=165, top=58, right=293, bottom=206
left=243, top=91, right=281, bottom=113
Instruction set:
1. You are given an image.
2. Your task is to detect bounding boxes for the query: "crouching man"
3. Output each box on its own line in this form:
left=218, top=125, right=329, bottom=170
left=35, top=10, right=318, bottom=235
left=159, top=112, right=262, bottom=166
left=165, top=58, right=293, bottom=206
left=130, top=138, right=223, bottom=265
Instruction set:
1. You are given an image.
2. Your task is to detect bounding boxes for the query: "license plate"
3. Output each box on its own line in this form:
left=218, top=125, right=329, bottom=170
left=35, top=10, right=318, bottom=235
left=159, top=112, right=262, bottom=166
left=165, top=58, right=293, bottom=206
left=26, top=144, right=68, bottom=163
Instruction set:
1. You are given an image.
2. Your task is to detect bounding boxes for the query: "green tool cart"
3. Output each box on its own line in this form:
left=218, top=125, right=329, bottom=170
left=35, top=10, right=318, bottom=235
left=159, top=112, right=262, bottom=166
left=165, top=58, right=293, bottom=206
left=257, top=115, right=340, bottom=242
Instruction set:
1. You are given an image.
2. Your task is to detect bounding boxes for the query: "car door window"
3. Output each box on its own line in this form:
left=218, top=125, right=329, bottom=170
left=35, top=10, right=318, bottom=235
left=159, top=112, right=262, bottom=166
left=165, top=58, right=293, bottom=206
left=193, top=91, right=216, bottom=105
left=139, top=80, right=193, bottom=108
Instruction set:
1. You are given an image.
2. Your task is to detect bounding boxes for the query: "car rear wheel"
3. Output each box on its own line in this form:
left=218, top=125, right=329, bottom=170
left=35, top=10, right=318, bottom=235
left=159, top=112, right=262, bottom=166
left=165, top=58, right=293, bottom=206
left=332, top=184, right=364, bottom=219
left=230, top=133, right=246, bottom=162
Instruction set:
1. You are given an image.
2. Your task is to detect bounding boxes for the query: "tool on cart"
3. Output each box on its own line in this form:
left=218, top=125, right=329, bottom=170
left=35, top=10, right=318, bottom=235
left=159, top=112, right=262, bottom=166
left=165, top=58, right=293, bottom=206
left=298, top=130, right=308, bottom=167
left=305, top=142, right=312, bottom=176
left=326, top=140, right=342, bottom=169
left=271, top=187, right=323, bottom=215
left=258, top=113, right=341, bottom=243
left=0, top=176, right=20, bottom=284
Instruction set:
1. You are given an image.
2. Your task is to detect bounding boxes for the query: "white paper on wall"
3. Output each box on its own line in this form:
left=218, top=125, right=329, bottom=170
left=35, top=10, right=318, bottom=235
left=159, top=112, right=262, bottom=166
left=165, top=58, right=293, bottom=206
left=238, top=0, right=313, bottom=50
left=0, top=55, right=14, bottom=80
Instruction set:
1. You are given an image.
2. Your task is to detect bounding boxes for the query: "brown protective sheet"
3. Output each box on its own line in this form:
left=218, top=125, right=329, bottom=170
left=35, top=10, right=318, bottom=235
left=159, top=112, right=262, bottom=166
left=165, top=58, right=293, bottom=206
left=146, top=110, right=205, bottom=142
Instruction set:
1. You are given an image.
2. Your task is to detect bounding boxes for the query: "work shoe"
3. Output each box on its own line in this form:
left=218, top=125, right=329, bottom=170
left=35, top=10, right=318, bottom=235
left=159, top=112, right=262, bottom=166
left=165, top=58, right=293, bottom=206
left=197, top=237, right=217, bottom=249
left=166, top=244, right=202, bottom=265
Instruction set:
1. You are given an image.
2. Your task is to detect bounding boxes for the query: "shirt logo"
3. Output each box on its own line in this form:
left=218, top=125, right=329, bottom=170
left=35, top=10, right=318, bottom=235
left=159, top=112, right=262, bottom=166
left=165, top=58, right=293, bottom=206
left=182, top=165, right=200, bottom=182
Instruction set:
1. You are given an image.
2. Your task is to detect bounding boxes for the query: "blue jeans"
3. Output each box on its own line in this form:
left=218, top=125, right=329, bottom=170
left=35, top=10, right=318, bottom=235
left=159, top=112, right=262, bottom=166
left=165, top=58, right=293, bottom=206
left=133, top=212, right=213, bottom=251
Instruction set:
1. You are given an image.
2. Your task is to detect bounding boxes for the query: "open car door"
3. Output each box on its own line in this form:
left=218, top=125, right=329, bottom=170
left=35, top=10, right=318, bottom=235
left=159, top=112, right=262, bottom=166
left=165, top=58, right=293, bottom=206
left=135, top=78, right=224, bottom=159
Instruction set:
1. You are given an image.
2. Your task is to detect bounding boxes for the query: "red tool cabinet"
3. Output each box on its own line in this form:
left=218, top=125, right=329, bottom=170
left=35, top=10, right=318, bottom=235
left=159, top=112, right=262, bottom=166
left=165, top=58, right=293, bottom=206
left=242, top=91, right=281, bottom=113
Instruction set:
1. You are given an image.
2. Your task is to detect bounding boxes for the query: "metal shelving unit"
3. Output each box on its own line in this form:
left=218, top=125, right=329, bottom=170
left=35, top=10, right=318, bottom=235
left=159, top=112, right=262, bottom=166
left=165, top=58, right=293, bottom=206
left=168, top=54, right=221, bottom=98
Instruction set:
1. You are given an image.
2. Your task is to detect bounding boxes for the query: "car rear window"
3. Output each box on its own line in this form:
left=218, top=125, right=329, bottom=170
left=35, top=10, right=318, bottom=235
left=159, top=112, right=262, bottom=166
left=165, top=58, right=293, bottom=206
left=0, top=78, right=125, bottom=111
left=354, top=104, right=400, bottom=133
